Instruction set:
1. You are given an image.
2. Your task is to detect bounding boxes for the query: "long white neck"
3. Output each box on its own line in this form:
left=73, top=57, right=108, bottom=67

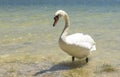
left=60, top=13, right=70, bottom=39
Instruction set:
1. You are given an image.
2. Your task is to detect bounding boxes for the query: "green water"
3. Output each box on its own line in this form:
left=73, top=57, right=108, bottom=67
left=0, top=5, right=120, bottom=65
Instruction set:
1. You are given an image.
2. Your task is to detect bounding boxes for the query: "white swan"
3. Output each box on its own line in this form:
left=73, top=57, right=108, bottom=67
left=53, top=10, right=96, bottom=63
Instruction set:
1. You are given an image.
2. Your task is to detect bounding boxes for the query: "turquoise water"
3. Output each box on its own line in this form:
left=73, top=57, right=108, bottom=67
left=0, top=5, right=120, bottom=65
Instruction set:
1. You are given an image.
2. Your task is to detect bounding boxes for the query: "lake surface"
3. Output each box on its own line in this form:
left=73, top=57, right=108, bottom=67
left=0, top=4, right=120, bottom=66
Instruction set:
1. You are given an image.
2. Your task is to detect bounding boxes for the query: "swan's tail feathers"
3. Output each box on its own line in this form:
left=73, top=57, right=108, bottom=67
left=90, top=45, right=96, bottom=52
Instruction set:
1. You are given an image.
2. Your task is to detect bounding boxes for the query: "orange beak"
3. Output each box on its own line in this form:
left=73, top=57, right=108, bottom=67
left=53, top=16, right=59, bottom=27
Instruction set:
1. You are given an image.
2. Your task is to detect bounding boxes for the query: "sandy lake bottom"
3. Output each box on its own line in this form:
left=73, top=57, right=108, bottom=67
left=0, top=5, right=120, bottom=77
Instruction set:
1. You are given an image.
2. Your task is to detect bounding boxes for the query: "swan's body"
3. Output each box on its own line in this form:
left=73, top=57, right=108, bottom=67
left=53, top=10, right=96, bottom=62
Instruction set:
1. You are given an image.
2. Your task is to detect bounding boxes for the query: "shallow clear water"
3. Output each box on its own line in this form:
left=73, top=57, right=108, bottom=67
left=0, top=5, right=120, bottom=65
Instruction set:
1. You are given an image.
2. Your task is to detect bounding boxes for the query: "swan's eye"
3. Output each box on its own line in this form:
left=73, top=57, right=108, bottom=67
left=54, top=15, right=59, bottom=20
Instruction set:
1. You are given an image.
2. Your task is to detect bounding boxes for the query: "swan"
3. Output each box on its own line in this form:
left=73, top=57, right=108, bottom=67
left=53, top=10, right=96, bottom=63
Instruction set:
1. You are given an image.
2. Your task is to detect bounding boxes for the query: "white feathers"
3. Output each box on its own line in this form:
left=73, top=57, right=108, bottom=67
left=55, top=10, right=67, bottom=16
left=54, top=10, right=96, bottom=59
left=66, top=33, right=96, bottom=52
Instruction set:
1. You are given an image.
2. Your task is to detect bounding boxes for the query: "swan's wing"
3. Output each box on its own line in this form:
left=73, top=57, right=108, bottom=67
left=66, top=33, right=96, bottom=51
left=66, top=33, right=95, bottom=44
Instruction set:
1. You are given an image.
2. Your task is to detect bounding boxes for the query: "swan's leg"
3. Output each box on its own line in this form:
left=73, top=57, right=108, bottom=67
left=86, top=57, right=89, bottom=63
left=72, top=56, right=75, bottom=62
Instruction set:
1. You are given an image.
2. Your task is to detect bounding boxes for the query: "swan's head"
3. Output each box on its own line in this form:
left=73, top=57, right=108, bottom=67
left=53, top=10, right=67, bottom=27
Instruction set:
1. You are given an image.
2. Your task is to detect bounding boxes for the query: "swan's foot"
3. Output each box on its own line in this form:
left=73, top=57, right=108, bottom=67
left=86, top=57, right=89, bottom=63
left=72, top=56, right=75, bottom=62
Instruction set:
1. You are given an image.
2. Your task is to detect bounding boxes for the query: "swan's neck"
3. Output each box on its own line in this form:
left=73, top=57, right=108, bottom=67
left=60, top=14, right=70, bottom=39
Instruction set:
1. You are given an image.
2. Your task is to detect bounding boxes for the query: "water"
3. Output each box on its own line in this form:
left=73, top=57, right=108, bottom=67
left=0, top=3, right=120, bottom=66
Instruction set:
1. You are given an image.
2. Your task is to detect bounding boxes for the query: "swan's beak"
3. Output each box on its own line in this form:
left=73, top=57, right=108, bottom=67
left=53, top=16, right=59, bottom=27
